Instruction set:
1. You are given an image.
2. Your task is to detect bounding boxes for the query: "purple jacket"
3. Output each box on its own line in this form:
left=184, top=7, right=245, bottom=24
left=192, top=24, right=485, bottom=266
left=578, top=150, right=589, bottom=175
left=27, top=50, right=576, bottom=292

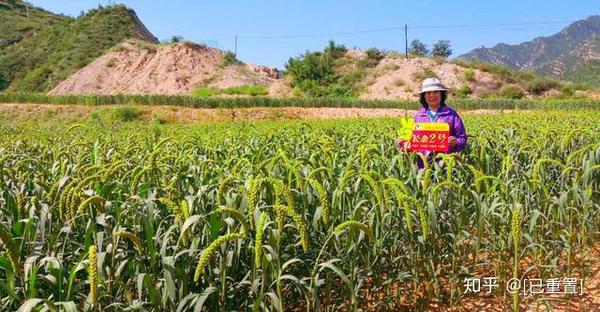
left=413, top=104, right=467, bottom=152
left=411, top=104, right=467, bottom=167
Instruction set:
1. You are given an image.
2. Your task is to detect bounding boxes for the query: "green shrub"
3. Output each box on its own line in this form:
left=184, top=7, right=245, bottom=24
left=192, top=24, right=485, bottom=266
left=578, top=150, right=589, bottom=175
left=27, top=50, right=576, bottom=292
left=283, top=41, right=356, bottom=98
left=170, top=36, right=183, bottom=43
left=192, top=85, right=268, bottom=97
left=19, top=65, right=53, bottom=91
left=452, top=59, right=581, bottom=96
left=222, top=51, right=241, bottom=66
left=412, top=67, right=437, bottom=82
left=90, top=109, right=101, bottom=121
left=393, top=78, right=405, bottom=86
left=456, top=84, right=472, bottom=97
left=113, top=106, right=141, bottom=122
left=564, top=60, right=600, bottom=89
left=463, top=69, right=475, bottom=82
left=360, top=48, right=385, bottom=67
left=285, top=51, right=334, bottom=87
left=221, top=85, right=268, bottom=96
left=105, top=58, right=117, bottom=68
left=151, top=115, right=168, bottom=125
left=325, top=85, right=357, bottom=99
left=560, top=85, right=575, bottom=96
left=385, top=50, right=402, bottom=58
left=192, top=87, right=217, bottom=97
left=337, top=70, right=366, bottom=89
left=525, top=78, right=560, bottom=95
left=499, top=85, right=525, bottom=99
left=432, top=56, right=445, bottom=65
left=323, top=40, right=347, bottom=59
left=291, top=88, right=303, bottom=98
left=383, top=63, right=400, bottom=71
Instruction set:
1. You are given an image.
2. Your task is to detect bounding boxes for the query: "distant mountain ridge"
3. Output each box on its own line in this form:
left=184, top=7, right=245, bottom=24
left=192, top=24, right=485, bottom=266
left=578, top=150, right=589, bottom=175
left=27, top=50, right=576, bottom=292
left=458, top=16, right=600, bottom=84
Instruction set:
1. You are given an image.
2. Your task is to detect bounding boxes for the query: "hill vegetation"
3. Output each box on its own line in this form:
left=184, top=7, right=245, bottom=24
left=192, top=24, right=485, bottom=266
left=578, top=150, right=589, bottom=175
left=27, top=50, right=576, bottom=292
left=285, top=41, right=388, bottom=98
left=0, top=1, right=157, bottom=93
left=564, top=59, right=600, bottom=89
left=283, top=41, right=584, bottom=100
left=0, top=1, right=596, bottom=99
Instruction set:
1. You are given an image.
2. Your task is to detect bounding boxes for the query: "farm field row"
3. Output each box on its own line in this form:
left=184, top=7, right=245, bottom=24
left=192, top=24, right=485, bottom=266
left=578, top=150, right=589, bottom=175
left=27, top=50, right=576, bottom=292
left=0, top=111, right=599, bottom=311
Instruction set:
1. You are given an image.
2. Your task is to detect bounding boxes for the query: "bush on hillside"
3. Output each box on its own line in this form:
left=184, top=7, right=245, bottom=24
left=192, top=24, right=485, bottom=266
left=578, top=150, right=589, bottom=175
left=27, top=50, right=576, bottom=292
left=499, top=85, right=525, bottom=99
left=285, top=42, right=351, bottom=97
left=323, top=40, right=347, bottom=59
left=463, top=69, right=475, bottom=82
left=456, top=84, right=472, bottom=97
left=525, top=78, right=560, bottom=95
left=113, top=106, right=141, bottom=122
left=560, top=85, right=575, bottom=96
left=222, top=51, right=241, bottom=66
left=359, top=48, right=385, bottom=67
left=411, top=67, right=438, bottom=82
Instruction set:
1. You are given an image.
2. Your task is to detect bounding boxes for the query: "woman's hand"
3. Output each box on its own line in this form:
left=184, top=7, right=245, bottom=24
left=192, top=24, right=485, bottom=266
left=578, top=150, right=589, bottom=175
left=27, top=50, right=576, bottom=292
left=448, top=136, right=458, bottom=149
left=396, top=138, right=408, bottom=151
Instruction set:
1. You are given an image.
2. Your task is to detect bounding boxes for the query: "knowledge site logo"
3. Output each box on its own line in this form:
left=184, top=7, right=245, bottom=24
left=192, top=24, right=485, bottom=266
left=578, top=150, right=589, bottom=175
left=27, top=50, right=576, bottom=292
left=464, top=277, right=584, bottom=296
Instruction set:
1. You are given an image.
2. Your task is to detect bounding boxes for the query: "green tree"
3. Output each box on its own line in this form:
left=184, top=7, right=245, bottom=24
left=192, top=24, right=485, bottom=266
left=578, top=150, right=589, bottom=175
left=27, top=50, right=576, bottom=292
left=431, top=40, right=452, bottom=58
left=409, top=39, right=428, bottom=57
left=285, top=51, right=334, bottom=86
left=324, top=40, right=347, bottom=59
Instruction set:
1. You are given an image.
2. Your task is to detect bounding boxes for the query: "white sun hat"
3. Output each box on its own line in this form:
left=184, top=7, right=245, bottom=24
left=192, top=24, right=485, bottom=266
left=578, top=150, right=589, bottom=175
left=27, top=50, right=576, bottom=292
left=420, top=77, right=447, bottom=93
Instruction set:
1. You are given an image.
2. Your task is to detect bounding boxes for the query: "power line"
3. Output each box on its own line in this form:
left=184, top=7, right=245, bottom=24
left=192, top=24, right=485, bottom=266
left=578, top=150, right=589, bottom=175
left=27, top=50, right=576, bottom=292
left=196, top=19, right=575, bottom=59
left=234, top=20, right=573, bottom=40
left=408, top=20, right=574, bottom=29
left=239, top=26, right=405, bottom=39
left=196, top=20, right=572, bottom=44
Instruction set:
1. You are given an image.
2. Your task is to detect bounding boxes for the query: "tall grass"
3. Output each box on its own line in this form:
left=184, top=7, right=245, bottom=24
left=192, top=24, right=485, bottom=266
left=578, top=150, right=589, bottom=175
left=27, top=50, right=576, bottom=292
left=0, top=92, right=598, bottom=110
left=191, top=85, right=268, bottom=97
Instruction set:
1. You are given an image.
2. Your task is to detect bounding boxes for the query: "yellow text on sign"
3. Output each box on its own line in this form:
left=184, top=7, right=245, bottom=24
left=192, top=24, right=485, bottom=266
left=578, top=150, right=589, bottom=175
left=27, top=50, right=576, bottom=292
left=415, top=122, right=450, bottom=131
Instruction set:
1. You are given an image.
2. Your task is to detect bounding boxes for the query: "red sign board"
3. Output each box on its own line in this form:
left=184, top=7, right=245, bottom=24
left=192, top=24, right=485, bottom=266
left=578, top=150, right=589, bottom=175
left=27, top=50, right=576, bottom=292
left=408, top=122, right=450, bottom=152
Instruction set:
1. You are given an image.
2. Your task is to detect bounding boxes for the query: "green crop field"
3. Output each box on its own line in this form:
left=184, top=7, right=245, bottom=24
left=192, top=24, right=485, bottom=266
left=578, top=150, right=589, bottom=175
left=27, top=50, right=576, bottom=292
left=1, top=92, right=599, bottom=110
left=0, top=110, right=599, bottom=311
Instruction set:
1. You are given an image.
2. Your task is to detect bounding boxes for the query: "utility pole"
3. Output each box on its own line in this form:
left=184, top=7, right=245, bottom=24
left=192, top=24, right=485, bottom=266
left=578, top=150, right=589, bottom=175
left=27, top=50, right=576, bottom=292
left=234, top=35, right=238, bottom=56
left=404, top=24, right=408, bottom=59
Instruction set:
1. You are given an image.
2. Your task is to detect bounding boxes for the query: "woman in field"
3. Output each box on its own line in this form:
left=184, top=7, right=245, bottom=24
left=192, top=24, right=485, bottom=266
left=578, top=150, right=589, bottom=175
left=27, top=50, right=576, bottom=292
left=396, top=77, right=468, bottom=166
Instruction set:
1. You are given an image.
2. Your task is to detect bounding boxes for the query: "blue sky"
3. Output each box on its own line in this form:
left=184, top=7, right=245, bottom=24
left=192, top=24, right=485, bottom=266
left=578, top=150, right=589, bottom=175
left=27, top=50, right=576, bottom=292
left=29, top=1, right=599, bottom=68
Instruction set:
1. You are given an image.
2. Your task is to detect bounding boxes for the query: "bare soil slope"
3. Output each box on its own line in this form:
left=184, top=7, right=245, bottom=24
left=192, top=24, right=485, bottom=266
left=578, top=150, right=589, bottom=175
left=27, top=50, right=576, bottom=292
left=360, top=57, right=502, bottom=101
left=49, top=41, right=275, bottom=95
left=51, top=44, right=579, bottom=99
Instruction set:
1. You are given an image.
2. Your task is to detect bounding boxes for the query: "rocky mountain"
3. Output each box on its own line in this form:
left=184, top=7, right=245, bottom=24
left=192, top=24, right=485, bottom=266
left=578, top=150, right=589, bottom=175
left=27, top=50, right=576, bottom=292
left=458, top=16, right=600, bottom=85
